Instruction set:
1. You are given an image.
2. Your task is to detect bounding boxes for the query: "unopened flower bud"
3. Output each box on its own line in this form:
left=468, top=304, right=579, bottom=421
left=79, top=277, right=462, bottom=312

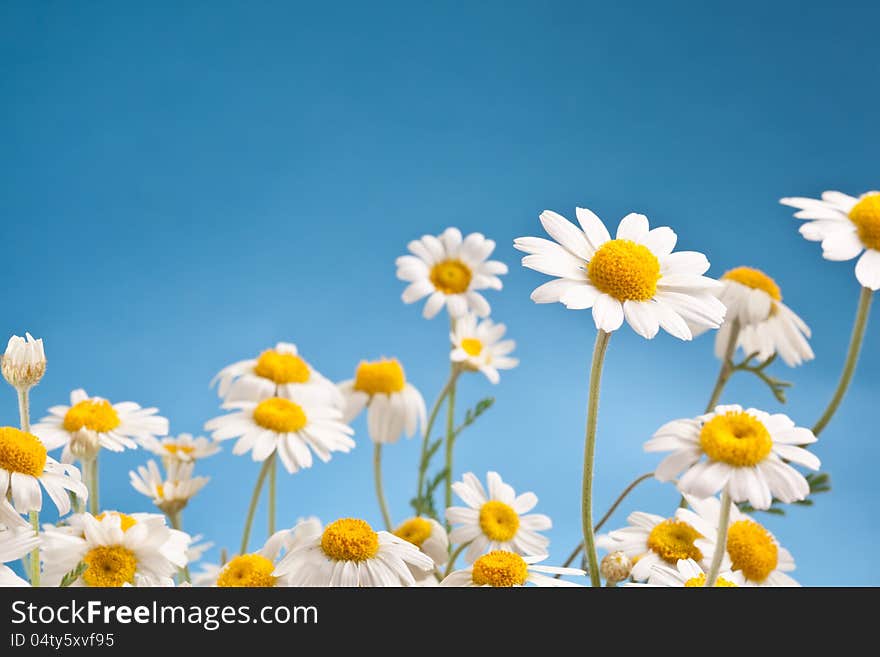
left=70, top=429, right=101, bottom=461
left=600, top=550, right=633, bottom=584
left=2, top=332, right=46, bottom=390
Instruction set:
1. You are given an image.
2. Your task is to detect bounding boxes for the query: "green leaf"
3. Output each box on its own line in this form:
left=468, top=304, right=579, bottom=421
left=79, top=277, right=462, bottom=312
left=60, top=562, right=88, bottom=587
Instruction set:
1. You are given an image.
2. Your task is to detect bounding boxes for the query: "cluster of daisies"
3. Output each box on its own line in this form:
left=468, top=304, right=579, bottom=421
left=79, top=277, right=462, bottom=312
left=0, top=188, right=875, bottom=587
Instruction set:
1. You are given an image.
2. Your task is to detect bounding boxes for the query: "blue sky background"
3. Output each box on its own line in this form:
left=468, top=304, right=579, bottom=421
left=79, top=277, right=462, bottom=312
left=2, top=1, right=877, bottom=586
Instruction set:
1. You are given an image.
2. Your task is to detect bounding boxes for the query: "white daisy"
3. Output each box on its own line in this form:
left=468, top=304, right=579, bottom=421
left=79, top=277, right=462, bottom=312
left=596, top=510, right=706, bottom=582
left=338, top=358, right=426, bottom=444
left=129, top=460, right=209, bottom=513
left=142, top=433, right=220, bottom=464
left=446, top=471, right=551, bottom=563
left=32, top=388, right=169, bottom=463
left=514, top=208, right=726, bottom=339
left=441, top=551, right=584, bottom=587
left=645, top=405, right=820, bottom=510
left=393, top=516, right=449, bottom=568
left=273, top=517, right=433, bottom=587
left=629, top=558, right=744, bottom=587
left=0, top=426, right=87, bottom=515
left=204, top=393, right=354, bottom=474
left=41, top=511, right=190, bottom=587
left=2, top=332, right=46, bottom=390
left=676, top=495, right=799, bottom=587
left=780, top=190, right=880, bottom=290
left=212, top=342, right=342, bottom=406
left=396, top=227, right=508, bottom=319
left=450, top=314, right=518, bottom=384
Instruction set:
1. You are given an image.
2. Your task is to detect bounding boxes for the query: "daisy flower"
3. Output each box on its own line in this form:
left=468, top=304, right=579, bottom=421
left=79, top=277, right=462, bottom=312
left=142, top=433, right=220, bottom=464
left=596, top=511, right=706, bottom=582
left=129, top=460, right=209, bottom=514
left=338, top=358, right=426, bottom=444
left=446, top=471, right=551, bottom=563
left=396, top=227, right=508, bottom=319
left=441, top=551, right=584, bottom=587
left=450, top=314, right=518, bottom=384
left=393, top=516, right=449, bottom=568
left=204, top=393, right=354, bottom=474
left=0, top=426, right=87, bottom=515
left=273, top=517, right=433, bottom=587
left=676, top=495, right=799, bottom=586
left=514, top=208, right=725, bottom=339
left=780, top=190, right=880, bottom=290
left=32, top=388, right=169, bottom=462
left=212, top=342, right=341, bottom=406
left=630, top=558, right=744, bottom=587
left=41, top=511, right=190, bottom=587
left=2, top=332, right=46, bottom=390
left=645, top=405, right=820, bottom=510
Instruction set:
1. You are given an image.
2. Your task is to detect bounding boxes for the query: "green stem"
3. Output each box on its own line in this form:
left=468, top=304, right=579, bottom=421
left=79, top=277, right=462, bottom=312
left=812, top=286, right=873, bottom=436
left=17, top=388, right=30, bottom=433
left=239, top=457, right=273, bottom=554
left=443, top=541, right=470, bottom=578
left=15, top=388, right=39, bottom=587
left=705, top=320, right=740, bottom=413
left=169, top=511, right=191, bottom=584
left=268, top=454, right=277, bottom=536
left=373, top=443, right=392, bottom=531
left=705, top=488, right=731, bottom=587
left=443, top=374, right=459, bottom=531
left=29, top=511, right=40, bottom=587
left=581, top=330, right=611, bottom=587
left=82, top=457, right=100, bottom=516
left=415, top=371, right=457, bottom=514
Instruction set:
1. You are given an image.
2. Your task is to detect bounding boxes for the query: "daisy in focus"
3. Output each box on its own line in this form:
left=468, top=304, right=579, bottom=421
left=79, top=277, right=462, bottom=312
left=632, top=558, right=744, bottom=588
left=2, top=332, right=46, bottom=391
left=450, top=314, right=518, bottom=384
left=142, top=433, right=220, bottom=465
left=780, top=190, right=880, bottom=290
left=338, top=358, right=426, bottom=444
left=514, top=208, right=725, bottom=339
left=441, top=551, right=584, bottom=587
left=446, top=471, right=551, bottom=563
left=204, top=394, right=354, bottom=474
left=396, top=227, right=508, bottom=319
left=393, top=516, right=449, bottom=570
left=129, top=460, right=209, bottom=515
left=273, top=517, right=433, bottom=587
left=677, top=495, right=799, bottom=586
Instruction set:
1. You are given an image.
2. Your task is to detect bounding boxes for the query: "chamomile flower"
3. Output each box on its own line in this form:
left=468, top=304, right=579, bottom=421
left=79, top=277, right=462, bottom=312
left=446, top=472, right=551, bottom=563
left=129, top=460, right=209, bottom=515
left=514, top=208, right=725, bottom=339
left=441, top=551, right=584, bottom=587
left=396, top=227, right=508, bottom=319
left=143, top=433, right=220, bottom=464
left=676, top=495, right=799, bottom=586
left=2, top=332, right=46, bottom=390
left=273, top=517, right=433, bottom=587
left=212, top=342, right=341, bottom=406
left=450, top=314, right=518, bottom=384
left=633, top=558, right=744, bottom=587
left=393, top=516, right=449, bottom=568
left=645, top=405, right=820, bottom=510
left=338, top=358, right=426, bottom=444
left=41, top=511, right=190, bottom=587
left=780, top=190, right=880, bottom=290
left=32, top=388, right=169, bottom=463
left=204, top=394, right=354, bottom=474
left=596, top=511, right=706, bottom=582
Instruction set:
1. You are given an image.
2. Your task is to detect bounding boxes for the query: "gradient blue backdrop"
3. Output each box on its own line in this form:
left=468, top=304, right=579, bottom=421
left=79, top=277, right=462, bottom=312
left=2, top=0, right=877, bottom=585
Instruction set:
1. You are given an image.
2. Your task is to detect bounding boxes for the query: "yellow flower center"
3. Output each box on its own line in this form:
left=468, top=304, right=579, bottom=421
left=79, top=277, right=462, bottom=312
left=393, top=517, right=433, bottom=547
left=587, top=239, right=661, bottom=302
left=216, top=554, right=278, bottom=587
left=471, top=551, right=529, bottom=587
left=0, top=427, right=47, bottom=477
left=353, top=359, right=406, bottom=395
left=849, top=193, right=880, bottom=251
left=320, top=518, right=380, bottom=562
left=478, top=500, right=520, bottom=542
left=700, top=411, right=772, bottom=467
left=722, top=266, right=782, bottom=301
left=81, top=546, right=138, bottom=587
left=646, top=519, right=703, bottom=563
left=683, top=573, right=738, bottom=587
left=429, top=259, right=473, bottom=295
left=95, top=512, right=138, bottom=532
left=155, top=484, right=166, bottom=499
left=253, top=349, right=311, bottom=385
left=252, top=397, right=307, bottom=433
left=164, top=444, right=195, bottom=457
left=62, top=399, right=121, bottom=434
left=461, top=338, right=483, bottom=357
left=726, top=520, right=778, bottom=582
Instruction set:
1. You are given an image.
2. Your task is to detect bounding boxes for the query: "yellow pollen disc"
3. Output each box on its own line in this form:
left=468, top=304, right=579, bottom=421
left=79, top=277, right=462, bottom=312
left=353, top=358, right=406, bottom=395
left=95, top=512, right=138, bottom=532
left=429, top=259, right=473, bottom=295
left=253, top=349, right=311, bottom=385
left=849, top=193, right=880, bottom=251
left=646, top=519, right=703, bottom=563
left=164, top=444, right=195, bottom=456
left=471, top=551, right=529, bottom=587
left=726, top=520, right=778, bottom=582
left=156, top=484, right=165, bottom=498
left=393, top=517, right=433, bottom=547
left=478, top=500, right=520, bottom=542
left=700, top=411, right=772, bottom=467
left=683, top=573, right=738, bottom=587
left=82, top=545, right=138, bottom=587
left=722, top=266, right=782, bottom=301
left=62, top=399, right=121, bottom=434
left=0, top=427, right=47, bottom=477
left=252, top=397, right=308, bottom=433
left=321, top=518, right=380, bottom=562
left=587, top=239, right=661, bottom=302
left=216, top=554, right=278, bottom=587
left=461, top=338, right=483, bottom=357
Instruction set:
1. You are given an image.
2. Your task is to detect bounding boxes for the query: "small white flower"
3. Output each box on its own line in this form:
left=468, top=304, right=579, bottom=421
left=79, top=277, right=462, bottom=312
left=129, top=460, right=209, bottom=514
left=2, top=332, right=46, bottom=390
left=441, top=552, right=584, bottom=587
left=450, top=314, right=518, bottom=384
left=626, top=558, right=744, bottom=587
left=142, top=433, right=220, bottom=464
left=392, top=516, right=449, bottom=568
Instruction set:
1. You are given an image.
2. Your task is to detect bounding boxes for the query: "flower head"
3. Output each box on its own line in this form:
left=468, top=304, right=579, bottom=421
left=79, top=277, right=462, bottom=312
left=393, top=516, right=449, bottom=569
left=627, top=557, right=744, bottom=587
left=142, top=433, right=220, bottom=464
left=441, top=551, right=584, bottom=587
left=2, top=332, right=46, bottom=390
left=129, top=460, right=209, bottom=515
left=450, top=315, right=518, bottom=384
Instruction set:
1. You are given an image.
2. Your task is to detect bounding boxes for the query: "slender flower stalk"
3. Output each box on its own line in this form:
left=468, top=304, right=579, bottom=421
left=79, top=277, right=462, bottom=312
left=168, top=511, right=191, bottom=584
left=80, top=457, right=100, bottom=516
left=239, top=456, right=274, bottom=554
left=415, top=371, right=457, bottom=513
left=267, top=456, right=276, bottom=536
left=443, top=541, right=470, bottom=578
left=15, top=387, right=41, bottom=587
left=443, top=372, right=458, bottom=528
left=373, top=444, right=392, bottom=530
left=705, top=489, right=732, bottom=586
left=705, top=320, right=741, bottom=413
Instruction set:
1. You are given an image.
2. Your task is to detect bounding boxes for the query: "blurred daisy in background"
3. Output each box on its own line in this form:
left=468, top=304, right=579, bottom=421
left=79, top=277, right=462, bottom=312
left=441, top=551, right=584, bottom=587
left=129, top=460, right=209, bottom=515
left=450, top=314, right=518, bottom=384
left=142, top=433, right=220, bottom=465
left=1, top=499, right=39, bottom=587
left=393, top=516, right=449, bottom=572
left=630, top=558, right=744, bottom=587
